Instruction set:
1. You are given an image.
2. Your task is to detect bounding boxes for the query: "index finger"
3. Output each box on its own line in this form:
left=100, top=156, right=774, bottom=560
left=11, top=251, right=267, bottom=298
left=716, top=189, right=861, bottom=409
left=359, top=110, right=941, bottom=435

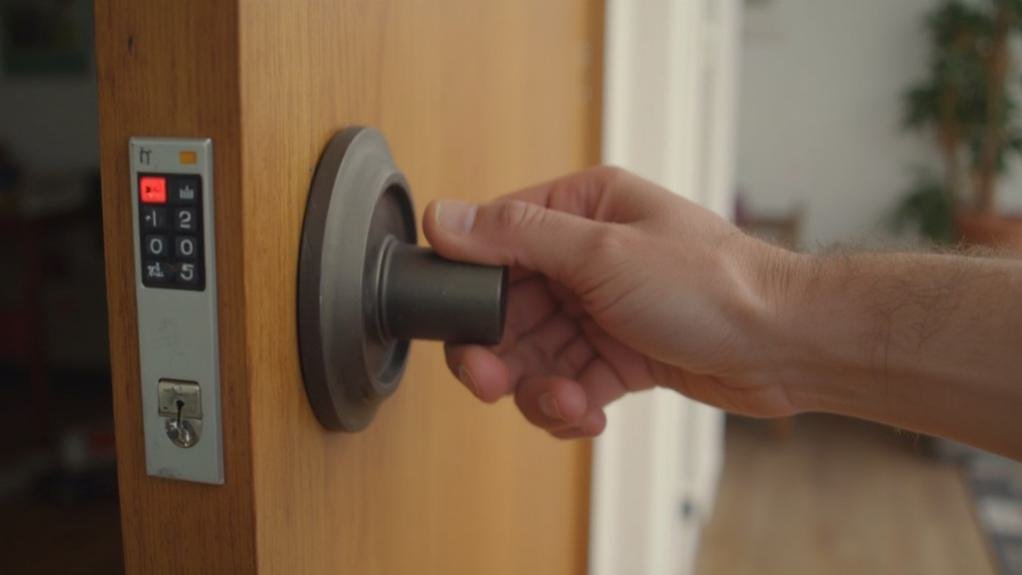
left=497, top=166, right=666, bottom=224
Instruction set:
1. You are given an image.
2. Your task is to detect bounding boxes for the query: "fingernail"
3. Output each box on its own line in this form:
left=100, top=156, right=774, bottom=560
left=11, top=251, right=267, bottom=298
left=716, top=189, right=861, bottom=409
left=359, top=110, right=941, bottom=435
left=538, top=393, right=563, bottom=420
left=435, top=200, right=477, bottom=235
left=458, top=365, right=481, bottom=397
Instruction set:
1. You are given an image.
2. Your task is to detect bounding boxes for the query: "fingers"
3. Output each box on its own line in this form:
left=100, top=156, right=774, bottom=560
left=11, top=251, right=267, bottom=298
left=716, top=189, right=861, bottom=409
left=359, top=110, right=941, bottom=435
left=421, top=167, right=650, bottom=286
left=498, top=166, right=671, bottom=223
left=551, top=412, right=607, bottom=439
left=513, top=377, right=607, bottom=438
left=448, top=341, right=617, bottom=438
left=576, top=358, right=631, bottom=409
left=500, top=313, right=580, bottom=382
left=446, top=312, right=586, bottom=401
left=498, top=276, right=559, bottom=353
left=446, top=345, right=508, bottom=403
left=423, top=167, right=680, bottom=293
left=445, top=276, right=568, bottom=401
left=424, top=197, right=603, bottom=288
left=578, top=318, right=657, bottom=393
left=427, top=166, right=678, bottom=438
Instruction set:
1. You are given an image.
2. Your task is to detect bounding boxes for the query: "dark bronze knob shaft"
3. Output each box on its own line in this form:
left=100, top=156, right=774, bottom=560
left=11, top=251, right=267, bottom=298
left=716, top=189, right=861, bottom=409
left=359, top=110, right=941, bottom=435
left=379, top=243, right=506, bottom=345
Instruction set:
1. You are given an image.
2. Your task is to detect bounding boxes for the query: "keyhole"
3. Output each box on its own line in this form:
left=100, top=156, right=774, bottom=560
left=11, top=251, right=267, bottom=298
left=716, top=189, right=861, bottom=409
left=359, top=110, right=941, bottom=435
left=166, top=397, right=199, bottom=448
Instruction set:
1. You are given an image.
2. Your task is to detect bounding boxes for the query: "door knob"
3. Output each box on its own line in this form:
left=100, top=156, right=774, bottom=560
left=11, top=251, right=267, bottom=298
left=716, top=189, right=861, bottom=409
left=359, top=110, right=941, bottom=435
left=298, top=127, right=507, bottom=431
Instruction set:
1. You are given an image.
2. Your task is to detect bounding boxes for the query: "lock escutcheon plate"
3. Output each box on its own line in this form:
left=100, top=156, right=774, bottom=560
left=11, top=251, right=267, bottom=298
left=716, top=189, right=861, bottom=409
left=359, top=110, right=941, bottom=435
left=297, top=126, right=506, bottom=433
left=157, top=379, right=203, bottom=420
left=297, top=127, right=416, bottom=432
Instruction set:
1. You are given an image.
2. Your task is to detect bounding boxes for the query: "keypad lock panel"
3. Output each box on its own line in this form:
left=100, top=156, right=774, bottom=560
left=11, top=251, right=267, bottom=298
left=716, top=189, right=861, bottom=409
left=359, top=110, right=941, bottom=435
left=130, top=138, right=223, bottom=484
left=137, top=174, right=207, bottom=289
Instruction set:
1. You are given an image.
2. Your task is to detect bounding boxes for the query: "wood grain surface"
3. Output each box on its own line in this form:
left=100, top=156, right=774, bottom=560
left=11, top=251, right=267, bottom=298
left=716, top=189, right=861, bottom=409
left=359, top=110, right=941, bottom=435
left=97, top=1, right=602, bottom=573
left=96, top=1, right=256, bottom=573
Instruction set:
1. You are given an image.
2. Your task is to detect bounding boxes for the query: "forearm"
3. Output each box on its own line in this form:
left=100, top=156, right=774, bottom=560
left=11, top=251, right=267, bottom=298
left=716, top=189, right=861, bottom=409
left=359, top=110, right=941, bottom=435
left=768, top=250, right=1022, bottom=458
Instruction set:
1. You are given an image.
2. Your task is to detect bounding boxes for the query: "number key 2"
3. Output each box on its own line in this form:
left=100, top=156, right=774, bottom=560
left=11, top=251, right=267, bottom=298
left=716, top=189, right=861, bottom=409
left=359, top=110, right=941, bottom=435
left=174, top=208, right=197, bottom=232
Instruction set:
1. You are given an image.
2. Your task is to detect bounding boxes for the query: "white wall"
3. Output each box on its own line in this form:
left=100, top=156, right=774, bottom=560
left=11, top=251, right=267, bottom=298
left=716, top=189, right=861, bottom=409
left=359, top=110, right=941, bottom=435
left=738, top=0, right=1022, bottom=248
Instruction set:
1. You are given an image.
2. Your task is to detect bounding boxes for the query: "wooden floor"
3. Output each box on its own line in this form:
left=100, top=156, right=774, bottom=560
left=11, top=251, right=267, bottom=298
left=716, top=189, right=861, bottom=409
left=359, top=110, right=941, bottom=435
left=696, top=414, right=998, bottom=575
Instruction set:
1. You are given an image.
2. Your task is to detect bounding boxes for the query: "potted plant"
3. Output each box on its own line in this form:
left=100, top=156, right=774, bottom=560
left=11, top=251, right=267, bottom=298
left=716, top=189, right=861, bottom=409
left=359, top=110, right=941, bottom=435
left=895, top=0, right=1022, bottom=250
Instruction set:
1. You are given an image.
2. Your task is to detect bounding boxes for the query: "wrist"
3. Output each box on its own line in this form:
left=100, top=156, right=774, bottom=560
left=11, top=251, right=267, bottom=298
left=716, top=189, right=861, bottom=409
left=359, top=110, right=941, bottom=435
left=750, top=251, right=881, bottom=416
left=728, top=242, right=819, bottom=412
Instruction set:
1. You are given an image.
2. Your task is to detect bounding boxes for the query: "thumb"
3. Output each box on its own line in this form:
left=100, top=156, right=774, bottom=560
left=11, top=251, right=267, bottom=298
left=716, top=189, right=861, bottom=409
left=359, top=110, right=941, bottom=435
left=423, top=198, right=606, bottom=286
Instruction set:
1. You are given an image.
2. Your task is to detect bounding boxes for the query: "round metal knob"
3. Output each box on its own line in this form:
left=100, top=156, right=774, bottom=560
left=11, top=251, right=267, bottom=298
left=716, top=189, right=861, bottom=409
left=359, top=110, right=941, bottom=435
left=297, top=127, right=506, bottom=431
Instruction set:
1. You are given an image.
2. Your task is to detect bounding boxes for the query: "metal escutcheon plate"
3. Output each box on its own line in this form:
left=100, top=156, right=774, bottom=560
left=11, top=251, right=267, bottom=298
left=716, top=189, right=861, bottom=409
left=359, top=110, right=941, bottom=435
left=297, top=127, right=416, bottom=431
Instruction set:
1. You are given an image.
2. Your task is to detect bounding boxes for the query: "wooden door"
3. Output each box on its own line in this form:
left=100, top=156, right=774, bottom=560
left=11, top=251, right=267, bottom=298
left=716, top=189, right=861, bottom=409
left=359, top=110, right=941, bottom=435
left=96, top=1, right=603, bottom=573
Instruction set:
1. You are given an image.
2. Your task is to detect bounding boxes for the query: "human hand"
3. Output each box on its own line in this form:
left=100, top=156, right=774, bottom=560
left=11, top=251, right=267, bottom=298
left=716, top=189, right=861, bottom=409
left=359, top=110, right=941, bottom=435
left=423, top=167, right=798, bottom=438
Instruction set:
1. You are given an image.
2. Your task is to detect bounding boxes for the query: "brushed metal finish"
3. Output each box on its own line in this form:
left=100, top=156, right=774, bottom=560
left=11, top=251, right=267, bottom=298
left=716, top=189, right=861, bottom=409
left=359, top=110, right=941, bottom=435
left=130, top=137, right=223, bottom=483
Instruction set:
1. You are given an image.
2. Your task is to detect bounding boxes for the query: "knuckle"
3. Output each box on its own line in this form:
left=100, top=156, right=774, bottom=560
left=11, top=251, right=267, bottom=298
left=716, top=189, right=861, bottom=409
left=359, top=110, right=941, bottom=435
left=494, top=200, right=543, bottom=233
left=494, top=200, right=529, bottom=231
left=589, top=224, right=631, bottom=263
left=555, top=343, right=592, bottom=377
left=590, top=165, right=626, bottom=192
left=519, top=337, right=550, bottom=367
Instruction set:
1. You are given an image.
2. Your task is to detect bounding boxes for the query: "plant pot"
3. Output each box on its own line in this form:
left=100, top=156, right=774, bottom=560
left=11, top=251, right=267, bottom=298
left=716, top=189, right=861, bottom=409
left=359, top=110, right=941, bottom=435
left=956, top=212, right=1022, bottom=253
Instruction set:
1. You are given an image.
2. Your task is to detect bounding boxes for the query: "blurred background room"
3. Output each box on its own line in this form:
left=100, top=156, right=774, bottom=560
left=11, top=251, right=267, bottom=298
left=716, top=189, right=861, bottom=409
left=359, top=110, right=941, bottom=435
left=0, top=0, right=1020, bottom=574
left=699, top=1, right=1022, bottom=574
left=0, top=1, right=122, bottom=573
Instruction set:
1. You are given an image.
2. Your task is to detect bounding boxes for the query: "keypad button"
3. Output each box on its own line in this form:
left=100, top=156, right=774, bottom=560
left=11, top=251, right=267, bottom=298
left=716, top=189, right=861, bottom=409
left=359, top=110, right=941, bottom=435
left=142, top=260, right=174, bottom=284
left=174, top=208, right=197, bottom=232
left=175, top=236, right=198, bottom=260
left=143, top=235, right=170, bottom=258
left=141, top=206, right=168, bottom=231
left=176, top=262, right=201, bottom=286
left=170, top=176, right=201, bottom=204
left=139, top=176, right=167, bottom=204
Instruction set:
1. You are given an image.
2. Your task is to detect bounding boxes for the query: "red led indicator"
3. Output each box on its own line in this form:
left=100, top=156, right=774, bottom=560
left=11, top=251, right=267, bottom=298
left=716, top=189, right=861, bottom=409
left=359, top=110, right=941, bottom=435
left=140, top=176, right=167, bottom=204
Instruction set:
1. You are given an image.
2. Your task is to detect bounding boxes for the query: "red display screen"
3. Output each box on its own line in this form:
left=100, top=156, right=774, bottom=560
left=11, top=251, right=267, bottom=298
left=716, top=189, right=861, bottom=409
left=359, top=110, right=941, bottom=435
left=140, top=176, right=167, bottom=204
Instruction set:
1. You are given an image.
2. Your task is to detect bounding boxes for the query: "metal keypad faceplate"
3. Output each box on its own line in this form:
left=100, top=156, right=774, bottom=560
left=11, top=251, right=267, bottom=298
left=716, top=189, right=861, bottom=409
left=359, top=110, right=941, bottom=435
left=130, top=138, right=223, bottom=484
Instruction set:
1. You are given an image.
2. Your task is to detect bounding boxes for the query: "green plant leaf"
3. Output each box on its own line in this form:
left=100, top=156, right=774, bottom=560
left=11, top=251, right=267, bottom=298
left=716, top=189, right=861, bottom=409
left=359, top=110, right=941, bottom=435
left=891, top=173, right=956, bottom=243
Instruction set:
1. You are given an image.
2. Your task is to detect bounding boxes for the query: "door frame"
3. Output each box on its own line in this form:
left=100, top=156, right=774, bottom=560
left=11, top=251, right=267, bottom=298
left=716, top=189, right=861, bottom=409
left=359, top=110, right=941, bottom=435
left=589, top=0, right=740, bottom=573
